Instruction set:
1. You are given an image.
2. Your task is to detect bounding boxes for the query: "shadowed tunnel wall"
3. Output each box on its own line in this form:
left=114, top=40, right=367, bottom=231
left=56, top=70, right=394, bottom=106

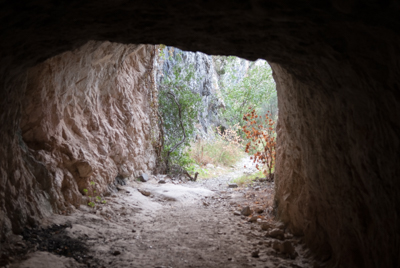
left=1, top=1, right=399, bottom=267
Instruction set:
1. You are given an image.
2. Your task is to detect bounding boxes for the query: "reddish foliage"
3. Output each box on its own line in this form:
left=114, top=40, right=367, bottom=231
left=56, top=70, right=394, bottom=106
left=242, top=108, right=276, bottom=178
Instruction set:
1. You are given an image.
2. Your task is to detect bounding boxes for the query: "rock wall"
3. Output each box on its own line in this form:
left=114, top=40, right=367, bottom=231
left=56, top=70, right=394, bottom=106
left=156, top=47, right=251, bottom=137
left=1, top=41, right=158, bottom=238
left=272, top=58, right=400, bottom=267
left=156, top=47, right=225, bottom=137
left=212, top=56, right=250, bottom=93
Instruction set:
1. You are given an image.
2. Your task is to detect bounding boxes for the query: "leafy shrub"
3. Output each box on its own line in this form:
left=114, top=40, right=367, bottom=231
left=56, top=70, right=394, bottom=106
left=219, top=58, right=276, bottom=134
left=243, top=109, right=276, bottom=178
left=158, top=47, right=203, bottom=171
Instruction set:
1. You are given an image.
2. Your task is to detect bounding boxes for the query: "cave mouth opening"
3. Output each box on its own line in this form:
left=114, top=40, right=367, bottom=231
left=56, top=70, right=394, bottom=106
left=9, top=41, right=287, bottom=266
left=20, top=41, right=279, bottom=207
left=155, top=45, right=278, bottom=186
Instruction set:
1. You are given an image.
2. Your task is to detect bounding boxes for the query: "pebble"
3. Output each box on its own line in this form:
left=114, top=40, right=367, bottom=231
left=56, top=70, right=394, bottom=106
left=248, top=216, right=258, bottom=223
left=158, top=179, right=166, bottom=184
left=138, top=173, right=149, bottom=182
left=228, top=183, right=238, bottom=188
left=267, top=228, right=284, bottom=240
left=260, top=221, right=272, bottom=231
left=241, top=206, right=252, bottom=216
left=233, top=211, right=241, bottom=216
left=138, top=189, right=151, bottom=196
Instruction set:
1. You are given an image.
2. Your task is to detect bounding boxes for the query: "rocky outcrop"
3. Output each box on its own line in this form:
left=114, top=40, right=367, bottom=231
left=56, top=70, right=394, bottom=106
left=156, top=47, right=225, bottom=137
left=0, top=41, right=158, bottom=236
left=22, top=41, right=158, bottom=200
left=212, top=56, right=249, bottom=94
left=156, top=48, right=251, bottom=137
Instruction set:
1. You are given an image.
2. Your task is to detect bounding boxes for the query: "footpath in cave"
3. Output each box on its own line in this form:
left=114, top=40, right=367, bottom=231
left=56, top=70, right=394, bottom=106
left=2, top=157, right=318, bottom=268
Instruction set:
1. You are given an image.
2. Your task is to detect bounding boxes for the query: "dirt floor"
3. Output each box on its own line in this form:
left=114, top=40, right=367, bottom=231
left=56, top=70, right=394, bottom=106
left=1, top=158, right=319, bottom=268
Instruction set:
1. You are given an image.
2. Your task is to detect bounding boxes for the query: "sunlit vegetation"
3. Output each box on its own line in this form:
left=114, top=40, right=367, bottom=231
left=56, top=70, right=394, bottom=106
left=188, top=125, right=245, bottom=167
left=232, top=170, right=265, bottom=187
left=157, top=48, right=277, bottom=178
left=243, top=109, right=276, bottom=178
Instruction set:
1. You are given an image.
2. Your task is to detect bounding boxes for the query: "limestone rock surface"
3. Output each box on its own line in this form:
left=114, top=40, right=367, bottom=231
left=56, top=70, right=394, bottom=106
left=19, top=41, right=158, bottom=211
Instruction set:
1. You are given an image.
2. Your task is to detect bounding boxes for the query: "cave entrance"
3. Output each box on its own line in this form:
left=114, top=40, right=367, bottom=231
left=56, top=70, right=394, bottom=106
left=12, top=41, right=295, bottom=267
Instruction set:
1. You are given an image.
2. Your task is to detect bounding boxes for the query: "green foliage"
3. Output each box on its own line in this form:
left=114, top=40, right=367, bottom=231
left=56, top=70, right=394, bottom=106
left=219, top=58, right=277, bottom=134
left=158, top=48, right=203, bottom=168
left=187, top=164, right=211, bottom=179
left=232, top=170, right=264, bottom=187
left=82, top=181, right=106, bottom=208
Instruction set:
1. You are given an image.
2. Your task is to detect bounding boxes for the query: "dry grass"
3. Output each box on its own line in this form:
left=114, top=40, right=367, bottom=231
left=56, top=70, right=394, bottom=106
left=189, top=125, right=245, bottom=167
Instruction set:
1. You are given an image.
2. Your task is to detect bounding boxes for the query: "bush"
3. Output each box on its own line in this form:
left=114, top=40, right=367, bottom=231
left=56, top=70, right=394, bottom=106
left=157, top=47, right=203, bottom=172
left=243, top=109, right=276, bottom=178
left=220, top=58, right=276, bottom=134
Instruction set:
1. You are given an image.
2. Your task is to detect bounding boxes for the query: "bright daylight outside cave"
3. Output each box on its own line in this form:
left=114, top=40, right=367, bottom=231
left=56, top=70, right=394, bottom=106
left=1, top=2, right=399, bottom=268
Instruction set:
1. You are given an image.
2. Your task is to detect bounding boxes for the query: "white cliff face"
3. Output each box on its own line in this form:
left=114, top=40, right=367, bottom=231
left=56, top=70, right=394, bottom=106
left=156, top=47, right=250, bottom=138
left=212, top=55, right=250, bottom=92
left=20, top=41, right=158, bottom=209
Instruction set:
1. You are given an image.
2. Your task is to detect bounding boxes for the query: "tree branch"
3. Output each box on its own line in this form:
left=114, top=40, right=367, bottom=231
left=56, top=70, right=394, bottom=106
left=165, top=90, right=187, bottom=161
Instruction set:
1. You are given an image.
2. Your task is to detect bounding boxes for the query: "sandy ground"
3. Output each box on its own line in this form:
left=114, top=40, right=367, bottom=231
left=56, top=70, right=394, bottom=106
left=3, top=158, right=318, bottom=268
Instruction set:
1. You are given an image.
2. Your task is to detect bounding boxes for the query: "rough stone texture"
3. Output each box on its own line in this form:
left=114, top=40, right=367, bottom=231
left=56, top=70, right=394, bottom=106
left=21, top=41, right=157, bottom=204
left=156, top=46, right=225, bottom=138
left=272, top=44, right=400, bottom=266
left=1, top=1, right=400, bottom=267
left=0, top=41, right=158, bottom=239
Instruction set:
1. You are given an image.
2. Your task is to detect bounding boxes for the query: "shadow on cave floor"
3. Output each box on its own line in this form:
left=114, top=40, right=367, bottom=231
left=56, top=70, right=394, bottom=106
left=2, top=157, right=320, bottom=268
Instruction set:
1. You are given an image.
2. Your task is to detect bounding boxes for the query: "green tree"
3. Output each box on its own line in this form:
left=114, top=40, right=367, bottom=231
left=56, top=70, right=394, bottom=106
left=158, top=48, right=203, bottom=171
left=220, top=58, right=276, bottom=133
